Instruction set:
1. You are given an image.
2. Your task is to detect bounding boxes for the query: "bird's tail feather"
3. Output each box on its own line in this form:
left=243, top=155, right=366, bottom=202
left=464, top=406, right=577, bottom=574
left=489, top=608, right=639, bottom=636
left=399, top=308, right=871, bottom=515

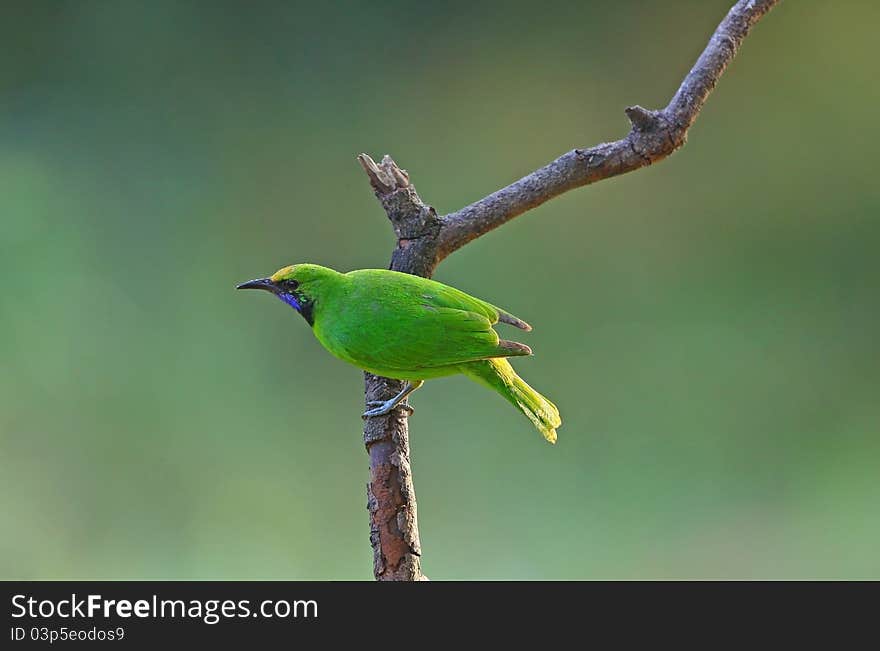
left=461, top=358, right=561, bottom=444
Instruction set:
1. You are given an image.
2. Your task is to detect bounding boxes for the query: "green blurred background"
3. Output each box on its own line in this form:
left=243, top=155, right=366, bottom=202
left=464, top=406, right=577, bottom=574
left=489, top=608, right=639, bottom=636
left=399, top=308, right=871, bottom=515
left=2, top=0, right=878, bottom=580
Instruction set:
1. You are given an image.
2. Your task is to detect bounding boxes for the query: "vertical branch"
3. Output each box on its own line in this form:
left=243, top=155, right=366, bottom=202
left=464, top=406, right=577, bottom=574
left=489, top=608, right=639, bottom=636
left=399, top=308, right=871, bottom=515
left=359, top=154, right=441, bottom=581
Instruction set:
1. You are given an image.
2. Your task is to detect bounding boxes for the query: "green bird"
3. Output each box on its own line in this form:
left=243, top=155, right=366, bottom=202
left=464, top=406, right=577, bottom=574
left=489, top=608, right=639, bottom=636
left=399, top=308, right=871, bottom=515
left=237, top=264, right=561, bottom=443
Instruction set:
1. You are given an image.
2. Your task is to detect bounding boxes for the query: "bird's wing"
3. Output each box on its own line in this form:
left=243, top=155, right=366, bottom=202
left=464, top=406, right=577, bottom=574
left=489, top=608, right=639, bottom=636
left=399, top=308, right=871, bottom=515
left=364, top=299, right=530, bottom=373
left=420, top=282, right=532, bottom=331
left=334, top=270, right=533, bottom=373
left=363, top=305, right=529, bottom=372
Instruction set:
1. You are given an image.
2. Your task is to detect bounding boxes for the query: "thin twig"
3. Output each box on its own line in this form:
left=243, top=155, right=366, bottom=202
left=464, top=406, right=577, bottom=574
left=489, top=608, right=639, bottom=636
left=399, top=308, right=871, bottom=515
left=437, top=0, right=780, bottom=261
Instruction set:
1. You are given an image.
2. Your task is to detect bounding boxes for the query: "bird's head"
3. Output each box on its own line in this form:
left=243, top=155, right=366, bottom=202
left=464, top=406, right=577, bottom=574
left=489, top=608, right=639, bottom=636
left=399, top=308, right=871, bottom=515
left=237, top=263, right=334, bottom=325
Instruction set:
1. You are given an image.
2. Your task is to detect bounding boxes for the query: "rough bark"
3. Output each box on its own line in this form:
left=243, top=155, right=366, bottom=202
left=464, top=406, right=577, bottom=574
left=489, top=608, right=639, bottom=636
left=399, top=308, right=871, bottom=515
left=360, top=155, right=436, bottom=581
left=360, top=0, right=781, bottom=581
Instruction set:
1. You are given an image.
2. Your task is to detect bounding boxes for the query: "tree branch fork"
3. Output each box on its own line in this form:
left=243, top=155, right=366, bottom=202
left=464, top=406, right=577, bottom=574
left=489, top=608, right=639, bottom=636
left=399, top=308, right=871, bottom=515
left=358, top=0, right=781, bottom=580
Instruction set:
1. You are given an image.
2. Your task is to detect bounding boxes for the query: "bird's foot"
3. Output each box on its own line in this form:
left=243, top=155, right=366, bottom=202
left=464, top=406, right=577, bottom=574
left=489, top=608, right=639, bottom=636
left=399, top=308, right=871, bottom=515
left=362, top=400, right=415, bottom=419
left=362, top=380, right=422, bottom=419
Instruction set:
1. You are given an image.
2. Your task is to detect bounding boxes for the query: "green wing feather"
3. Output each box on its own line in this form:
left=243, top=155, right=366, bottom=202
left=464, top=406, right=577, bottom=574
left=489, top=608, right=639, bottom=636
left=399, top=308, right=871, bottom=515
left=320, top=270, right=531, bottom=373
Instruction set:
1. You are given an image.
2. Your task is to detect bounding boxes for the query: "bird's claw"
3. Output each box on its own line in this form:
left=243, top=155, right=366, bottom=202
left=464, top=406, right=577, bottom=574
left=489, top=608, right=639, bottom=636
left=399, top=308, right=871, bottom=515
left=362, top=400, right=415, bottom=419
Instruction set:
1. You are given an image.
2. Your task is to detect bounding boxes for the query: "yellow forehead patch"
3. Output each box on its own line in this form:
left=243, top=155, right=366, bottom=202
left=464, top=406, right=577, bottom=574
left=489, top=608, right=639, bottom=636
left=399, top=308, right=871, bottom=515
left=270, top=265, right=296, bottom=282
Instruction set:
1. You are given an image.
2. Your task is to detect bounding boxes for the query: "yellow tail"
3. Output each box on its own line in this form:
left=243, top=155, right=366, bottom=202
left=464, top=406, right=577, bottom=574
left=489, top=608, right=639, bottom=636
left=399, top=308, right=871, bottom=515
left=461, top=358, right=562, bottom=444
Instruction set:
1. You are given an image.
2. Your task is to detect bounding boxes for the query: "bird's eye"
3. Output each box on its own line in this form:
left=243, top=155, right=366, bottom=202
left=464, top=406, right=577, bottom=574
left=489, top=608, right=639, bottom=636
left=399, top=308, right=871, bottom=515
left=283, top=279, right=299, bottom=291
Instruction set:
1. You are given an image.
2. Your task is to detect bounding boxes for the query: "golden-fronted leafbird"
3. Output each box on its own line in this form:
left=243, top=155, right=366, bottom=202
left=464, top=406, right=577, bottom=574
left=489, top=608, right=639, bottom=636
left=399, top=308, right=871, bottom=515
left=237, top=264, right=561, bottom=443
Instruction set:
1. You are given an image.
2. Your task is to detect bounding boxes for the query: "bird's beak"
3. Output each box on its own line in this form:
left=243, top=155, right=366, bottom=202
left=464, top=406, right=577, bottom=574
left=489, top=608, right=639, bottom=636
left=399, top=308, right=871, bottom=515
left=236, top=278, right=277, bottom=293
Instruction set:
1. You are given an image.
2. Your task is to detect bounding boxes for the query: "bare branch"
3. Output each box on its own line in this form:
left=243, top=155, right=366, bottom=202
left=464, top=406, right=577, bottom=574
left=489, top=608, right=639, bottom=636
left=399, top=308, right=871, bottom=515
left=358, top=0, right=780, bottom=580
left=364, top=372, right=425, bottom=581
left=436, top=0, right=780, bottom=260
left=360, top=155, right=433, bottom=581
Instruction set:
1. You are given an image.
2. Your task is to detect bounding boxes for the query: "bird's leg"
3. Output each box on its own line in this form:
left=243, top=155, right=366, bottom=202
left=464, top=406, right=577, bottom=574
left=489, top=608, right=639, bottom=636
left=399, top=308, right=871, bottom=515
left=363, top=380, right=424, bottom=418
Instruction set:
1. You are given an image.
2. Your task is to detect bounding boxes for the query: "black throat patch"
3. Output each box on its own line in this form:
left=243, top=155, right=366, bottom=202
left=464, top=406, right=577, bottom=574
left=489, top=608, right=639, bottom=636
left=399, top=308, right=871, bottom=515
left=299, top=300, right=315, bottom=327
